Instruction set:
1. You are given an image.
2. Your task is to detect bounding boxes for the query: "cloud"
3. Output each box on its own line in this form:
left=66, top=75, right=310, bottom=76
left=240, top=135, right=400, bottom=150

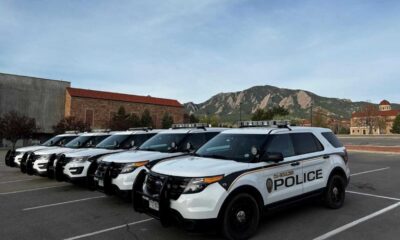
left=1, top=0, right=400, bottom=104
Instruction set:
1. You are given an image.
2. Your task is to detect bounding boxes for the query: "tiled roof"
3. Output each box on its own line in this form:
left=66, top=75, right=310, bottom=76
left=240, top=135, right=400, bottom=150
left=67, top=87, right=182, bottom=108
left=352, top=109, right=400, bottom=118
left=379, top=100, right=390, bottom=105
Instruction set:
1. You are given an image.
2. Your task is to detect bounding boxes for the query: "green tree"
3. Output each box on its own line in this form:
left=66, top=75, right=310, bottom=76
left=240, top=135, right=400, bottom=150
left=189, top=114, right=199, bottom=123
left=53, top=116, right=90, bottom=134
left=200, top=115, right=220, bottom=127
left=141, top=109, right=153, bottom=127
left=391, top=114, right=400, bottom=134
left=251, top=106, right=289, bottom=121
left=1, top=111, right=38, bottom=149
left=161, top=113, right=174, bottom=129
left=109, top=106, right=143, bottom=130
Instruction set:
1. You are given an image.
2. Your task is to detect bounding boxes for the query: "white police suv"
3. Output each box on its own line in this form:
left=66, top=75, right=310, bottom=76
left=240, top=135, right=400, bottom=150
left=4, top=132, right=79, bottom=168
left=133, top=121, right=350, bottom=240
left=94, top=124, right=226, bottom=198
left=22, top=131, right=111, bottom=176
left=53, top=128, right=159, bottom=187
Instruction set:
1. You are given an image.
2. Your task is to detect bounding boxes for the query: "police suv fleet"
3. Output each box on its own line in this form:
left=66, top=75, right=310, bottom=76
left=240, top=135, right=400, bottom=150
left=22, top=131, right=111, bottom=176
left=94, top=124, right=226, bottom=198
left=4, top=132, right=79, bottom=168
left=133, top=121, right=350, bottom=240
left=53, top=128, right=159, bottom=187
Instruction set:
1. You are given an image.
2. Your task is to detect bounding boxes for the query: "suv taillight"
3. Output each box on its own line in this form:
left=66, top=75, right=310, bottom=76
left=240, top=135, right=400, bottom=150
left=343, top=149, right=349, bottom=164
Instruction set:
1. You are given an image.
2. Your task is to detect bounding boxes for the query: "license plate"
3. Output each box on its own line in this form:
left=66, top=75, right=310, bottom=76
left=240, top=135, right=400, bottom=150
left=98, top=180, right=104, bottom=187
left=149, top=200, right=159, bottom=211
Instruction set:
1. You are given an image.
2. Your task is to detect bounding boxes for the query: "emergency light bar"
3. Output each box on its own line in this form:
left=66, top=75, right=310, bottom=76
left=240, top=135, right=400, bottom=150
left=128, top=127, right=153, bottom=132
left=238, top=120, right=291, bottom=128
left=171, top=123, right=209, bottom=129
left=64, top=130, right=80, bottom=134
left=91, top=129, right=111, bottom=133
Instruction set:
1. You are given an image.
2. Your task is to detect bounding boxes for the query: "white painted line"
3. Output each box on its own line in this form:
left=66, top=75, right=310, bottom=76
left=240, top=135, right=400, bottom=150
left=0, top=179, right=36, bottom=184
left=0, top=185, right=66, bottom=195
left=347, top=191, right=400, bottom=201
left=314, top=202, right=400, bottom=240
left=64, top=218, right=153, bottom=240
left=23, top=196, right=106, bottom=211
left=350, top=167, right=390, bottom=176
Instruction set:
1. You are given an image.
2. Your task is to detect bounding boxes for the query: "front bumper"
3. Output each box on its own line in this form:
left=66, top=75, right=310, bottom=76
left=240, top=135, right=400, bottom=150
left=133, top=172, right=227, bottom=224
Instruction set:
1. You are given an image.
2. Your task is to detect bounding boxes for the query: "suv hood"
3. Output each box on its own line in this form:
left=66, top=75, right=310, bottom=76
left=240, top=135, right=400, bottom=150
left=101, top=150, right=185, bottom=163
left=15, top=145, right=49, bottom=153
left=65, top=148, right=124, bottom=158
left=34, top=147, right=86, bottom=156
left=152, top=156, right=250, bottom=177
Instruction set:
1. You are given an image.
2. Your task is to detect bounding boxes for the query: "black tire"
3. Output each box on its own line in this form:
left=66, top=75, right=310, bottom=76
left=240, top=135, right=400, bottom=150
left=5, top=150, right=11, bottom=166
left=26, top=158, right=34, bottom=175
left=20, top=153, right=29, bottom=173
left=86, top=162, right=98, bottom=190
left=47, top=155, right=57, bottom=179
left=221, top=193, right=261, bottom=240
left=323, top=174, right=346, bottom=209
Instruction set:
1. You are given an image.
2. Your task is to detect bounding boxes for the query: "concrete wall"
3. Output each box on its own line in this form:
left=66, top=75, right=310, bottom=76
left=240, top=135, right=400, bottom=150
left=0, top=73, right=70, bottom=133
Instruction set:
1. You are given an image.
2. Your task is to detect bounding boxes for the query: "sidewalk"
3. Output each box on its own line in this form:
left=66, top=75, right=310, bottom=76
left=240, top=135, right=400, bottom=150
left=346, top=145, right=400, bottom=154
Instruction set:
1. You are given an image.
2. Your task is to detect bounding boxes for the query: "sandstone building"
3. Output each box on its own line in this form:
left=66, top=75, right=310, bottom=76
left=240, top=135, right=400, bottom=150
left=65, top=87, right=184, bottom=129
left=350, top=100, right=400, bottom=135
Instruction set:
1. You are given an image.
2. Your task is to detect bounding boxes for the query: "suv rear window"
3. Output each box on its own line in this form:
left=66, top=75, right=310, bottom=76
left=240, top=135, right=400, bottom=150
left=322, top=132, right=343, bottom=148
left=291, top=133, right=324, bottom=155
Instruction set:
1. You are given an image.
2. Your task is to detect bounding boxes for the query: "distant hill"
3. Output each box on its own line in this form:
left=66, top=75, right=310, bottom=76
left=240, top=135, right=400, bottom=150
left=184, top=85, right=400, bottom=122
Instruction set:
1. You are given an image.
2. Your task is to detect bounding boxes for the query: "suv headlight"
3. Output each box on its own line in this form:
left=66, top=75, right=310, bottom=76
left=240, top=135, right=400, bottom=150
left=120, top=161, right=149, bottom=174
left=71, top=156, right=89, bottom=163
left=183, top=175, right=224, bottom=194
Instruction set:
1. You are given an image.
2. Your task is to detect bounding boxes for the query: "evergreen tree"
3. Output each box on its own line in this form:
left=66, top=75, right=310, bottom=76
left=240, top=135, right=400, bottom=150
left=161, top=113, right=174, bottom=129
left=391, top=114, right=400, bottom=134
left=141, top=109, right=153, bottom=127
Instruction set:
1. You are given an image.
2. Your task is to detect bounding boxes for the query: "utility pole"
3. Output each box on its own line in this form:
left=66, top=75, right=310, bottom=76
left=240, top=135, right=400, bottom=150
left=239, top=102, right=242, bottom=122
left=310, top=99, right=313, bottom=127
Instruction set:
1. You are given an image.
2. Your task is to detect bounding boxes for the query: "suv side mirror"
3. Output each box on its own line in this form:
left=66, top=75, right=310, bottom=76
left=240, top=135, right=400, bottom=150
left=262, top=152, right=284, bottom=163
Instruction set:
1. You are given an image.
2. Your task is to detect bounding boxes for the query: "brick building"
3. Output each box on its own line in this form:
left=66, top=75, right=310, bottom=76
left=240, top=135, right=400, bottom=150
left=350, top=100, right=400, bottom=135
left=65, top=87, right=184, bottom=129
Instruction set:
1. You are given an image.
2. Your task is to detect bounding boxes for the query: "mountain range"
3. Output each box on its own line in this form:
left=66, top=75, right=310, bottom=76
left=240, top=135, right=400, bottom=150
left=184, top=85, right=400, bottom=122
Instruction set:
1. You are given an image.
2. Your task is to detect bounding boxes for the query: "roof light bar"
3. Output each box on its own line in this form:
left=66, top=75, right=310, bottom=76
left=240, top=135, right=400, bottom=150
left=91, top=129, right=111, bottom=133
left=171, top=123, right=209, bottom=129
left=128, top=127, right=152, bottom=132
left=64, top=130, right=80, bottom=134
left=238, top=120, right=291, bottom=128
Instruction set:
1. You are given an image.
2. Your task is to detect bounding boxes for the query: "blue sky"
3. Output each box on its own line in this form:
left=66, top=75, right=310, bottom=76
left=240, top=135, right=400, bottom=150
left=1, top=0, right=400, bottom=104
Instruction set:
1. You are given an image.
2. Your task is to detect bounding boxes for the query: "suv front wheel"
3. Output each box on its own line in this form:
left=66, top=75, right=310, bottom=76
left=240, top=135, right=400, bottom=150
left=323, top=174, right=346, bottom=209
left=221, top=193, right=261, bottom=240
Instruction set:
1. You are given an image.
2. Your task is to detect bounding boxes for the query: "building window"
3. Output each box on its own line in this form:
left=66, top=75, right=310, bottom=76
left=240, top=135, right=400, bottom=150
left=85, top=109, right=94, bottom=127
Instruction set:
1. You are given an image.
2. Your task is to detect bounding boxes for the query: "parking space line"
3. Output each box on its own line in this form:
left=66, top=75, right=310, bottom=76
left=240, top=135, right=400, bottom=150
left=23, top=196, right=106, bottom=211
left=0, top=185, right=67, bottom=195
left=314, top=202, right=400, bottom=240
left=0, top=179, right=36, bottom=184
left=347, top=190, right=400, bottom=201
left=64, top=218, right=153, bottom=240
left=350, top=167, right=390, bottom=176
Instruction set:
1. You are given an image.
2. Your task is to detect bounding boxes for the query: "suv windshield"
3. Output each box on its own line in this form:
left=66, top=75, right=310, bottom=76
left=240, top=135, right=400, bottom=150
left=196, top=134, right=269, bottom=162
left=139, top=133, right=186, bottom=153
left=96, top=135, right=131, bottom=149
left=65, top=135, right=108, bottom=148
left=41, top=136, right=77, bottom=146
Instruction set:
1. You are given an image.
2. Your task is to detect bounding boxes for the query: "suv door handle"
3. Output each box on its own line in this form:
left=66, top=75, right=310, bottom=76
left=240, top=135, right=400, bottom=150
left=323, top=155, right=330, bottom=159
left=291, top=162, right=300, bottom=166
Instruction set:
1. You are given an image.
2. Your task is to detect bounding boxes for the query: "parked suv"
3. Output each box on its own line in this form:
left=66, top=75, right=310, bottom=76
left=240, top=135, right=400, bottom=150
left=22, top=131, right=111, bottom=176
left=94, top=124, right=226, bottom=198
left=53, top=128, right=160, bottom=187
left=133, top=121, right=350, bottom=240
left=4, top=132, right=79, bottom=168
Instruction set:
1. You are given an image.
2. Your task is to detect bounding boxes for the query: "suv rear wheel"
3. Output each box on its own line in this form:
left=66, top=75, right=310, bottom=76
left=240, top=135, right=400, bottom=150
left=221, top=193, right=260, bottom=240
left=323, top=174, right=346, bottom=209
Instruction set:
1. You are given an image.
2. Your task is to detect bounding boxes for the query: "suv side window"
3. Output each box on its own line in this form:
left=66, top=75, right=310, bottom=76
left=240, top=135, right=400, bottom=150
left=265, top=134, right=295, bottom=158
left=291, top=133, right=324, bottom=155
left=321, top=132, right=343, bottom=148
left=182, top=133, right=207, bottom=150
left=206, top=132, right=219, bottom=141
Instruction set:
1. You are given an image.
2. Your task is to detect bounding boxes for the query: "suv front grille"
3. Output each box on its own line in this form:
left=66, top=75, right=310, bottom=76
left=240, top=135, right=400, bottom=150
left=95, top=162, right=125, bottom=178
left=145, top=172, right=190, bottom=200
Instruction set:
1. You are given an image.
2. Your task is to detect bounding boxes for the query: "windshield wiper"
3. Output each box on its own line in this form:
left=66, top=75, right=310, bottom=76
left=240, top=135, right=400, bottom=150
left=203, top=154, right=228, bottom=160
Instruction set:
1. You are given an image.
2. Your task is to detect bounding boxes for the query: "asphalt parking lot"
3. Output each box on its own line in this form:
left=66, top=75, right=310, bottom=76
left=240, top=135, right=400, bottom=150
left=0, top=150, right=399, bottom=240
